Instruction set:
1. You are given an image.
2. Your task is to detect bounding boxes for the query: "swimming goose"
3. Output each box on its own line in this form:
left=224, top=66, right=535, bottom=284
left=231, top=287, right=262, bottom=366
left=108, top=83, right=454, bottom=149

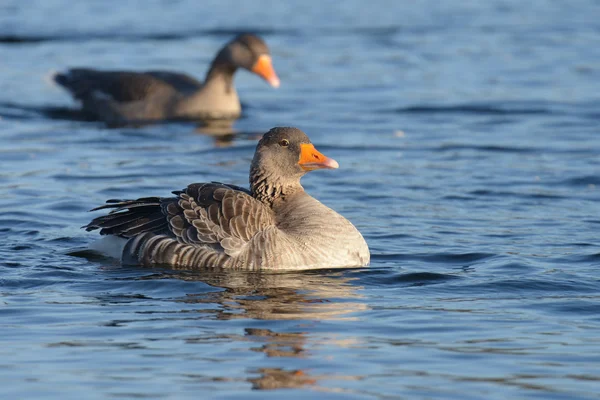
left=84, top=127, right=370, bottom=270
left=54, top=34, right=279, bottom=125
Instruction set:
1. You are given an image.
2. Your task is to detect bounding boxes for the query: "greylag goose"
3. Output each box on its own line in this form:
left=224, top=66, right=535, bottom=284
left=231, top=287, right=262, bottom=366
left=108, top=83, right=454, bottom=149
left=85, top=127, right=370, bottom=270
left=54, top=34, right=279, bottom=125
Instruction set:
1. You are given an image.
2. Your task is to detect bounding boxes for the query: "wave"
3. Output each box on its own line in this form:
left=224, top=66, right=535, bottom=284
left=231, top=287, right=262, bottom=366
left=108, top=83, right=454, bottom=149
left=390, top=103, right=553, bottom=116
left=0, top=28, right=290, bottom=44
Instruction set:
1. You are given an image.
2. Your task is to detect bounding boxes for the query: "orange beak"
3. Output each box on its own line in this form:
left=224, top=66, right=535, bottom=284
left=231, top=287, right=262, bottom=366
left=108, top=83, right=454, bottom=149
left=298, top=143, right=339, bottom=171
left=251, top=55, right=280, bottom=88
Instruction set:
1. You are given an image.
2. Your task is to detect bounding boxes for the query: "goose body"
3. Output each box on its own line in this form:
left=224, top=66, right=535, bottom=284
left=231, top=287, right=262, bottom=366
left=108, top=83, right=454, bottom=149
left=54, top=34, right=279, bottom=125
left=85, top=127, right=370, bottom=270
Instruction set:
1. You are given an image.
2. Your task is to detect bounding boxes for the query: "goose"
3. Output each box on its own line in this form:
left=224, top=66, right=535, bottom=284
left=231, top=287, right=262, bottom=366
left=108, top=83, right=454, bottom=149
left=54, top=34, right=279, bottom=125
left=85, top=127, right=370, bottom=270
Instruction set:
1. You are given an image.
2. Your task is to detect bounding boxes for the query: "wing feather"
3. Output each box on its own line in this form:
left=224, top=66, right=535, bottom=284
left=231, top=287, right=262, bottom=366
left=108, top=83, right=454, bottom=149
left=86, top=182, right=275, bottom=260
left=85, top=197, right=171, bottom=237
left=56, top=69, right=180, bottom=102
left=172, top=182, right=275, bottom=255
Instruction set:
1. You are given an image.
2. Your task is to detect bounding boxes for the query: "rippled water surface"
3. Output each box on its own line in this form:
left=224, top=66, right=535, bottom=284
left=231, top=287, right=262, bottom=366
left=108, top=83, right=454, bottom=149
left=2, top=1, right=600, bottom=398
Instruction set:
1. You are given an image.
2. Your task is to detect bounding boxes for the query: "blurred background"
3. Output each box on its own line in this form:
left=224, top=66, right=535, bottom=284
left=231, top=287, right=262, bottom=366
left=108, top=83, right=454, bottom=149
left=1, top=1, right=600, bottom=399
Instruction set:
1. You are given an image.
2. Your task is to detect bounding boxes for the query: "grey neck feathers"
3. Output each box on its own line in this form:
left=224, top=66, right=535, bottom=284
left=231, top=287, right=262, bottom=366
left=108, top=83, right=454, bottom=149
left=250, top=165, right=304, bottom=206
left=205, top=54, right=237, bottom=93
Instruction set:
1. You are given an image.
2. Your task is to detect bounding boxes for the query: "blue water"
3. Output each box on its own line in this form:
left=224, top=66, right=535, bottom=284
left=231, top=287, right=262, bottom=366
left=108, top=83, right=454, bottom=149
left=1, top=1, right=600, bottom=398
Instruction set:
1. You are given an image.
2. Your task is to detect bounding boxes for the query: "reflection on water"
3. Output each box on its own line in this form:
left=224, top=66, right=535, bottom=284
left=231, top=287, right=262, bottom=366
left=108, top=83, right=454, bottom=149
left=192, top=126, right=264, bottom=147
left=169, top=268, right=369, bottom=321
left=248, top=368, right=317, bottom=390
left=246, top=328, right=308, bottom=358
left=194, top=126, right=237, bottom=147
left=136, top=268, right=368, bottom=390
left=243, top=328, right=363, bottom=390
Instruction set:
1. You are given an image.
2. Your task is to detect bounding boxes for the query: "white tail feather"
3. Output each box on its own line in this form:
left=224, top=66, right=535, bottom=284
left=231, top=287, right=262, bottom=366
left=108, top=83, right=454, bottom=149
left=89, top=236, right=128, bottom=260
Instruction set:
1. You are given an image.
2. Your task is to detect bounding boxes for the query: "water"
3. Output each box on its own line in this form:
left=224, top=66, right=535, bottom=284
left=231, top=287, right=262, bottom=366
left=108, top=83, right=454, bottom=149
left=1, top=0, right=600, bottom=398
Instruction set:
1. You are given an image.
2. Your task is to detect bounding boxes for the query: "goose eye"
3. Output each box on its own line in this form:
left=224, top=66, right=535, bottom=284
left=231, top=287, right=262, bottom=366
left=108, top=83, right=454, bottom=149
left=279, top=139, right=290, bottom=147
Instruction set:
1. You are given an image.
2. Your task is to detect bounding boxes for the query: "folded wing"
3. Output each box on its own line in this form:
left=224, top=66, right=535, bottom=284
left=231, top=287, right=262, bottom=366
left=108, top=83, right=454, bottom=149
left=168, top=182, right=275, bottom=256
left=85, top=182, right=276, bottom=258
left=54, top=69, right=179, bottom=102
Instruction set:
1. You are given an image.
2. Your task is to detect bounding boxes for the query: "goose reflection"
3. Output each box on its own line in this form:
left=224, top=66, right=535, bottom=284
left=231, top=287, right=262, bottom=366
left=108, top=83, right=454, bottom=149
left=193, top=125, right=264, bottom=147
left=180, top=269, right=367, bottom=390
left=248, top=368, right=318, bottom=390
left=174, top=268, right=368, bottom=321
left=96, top=267, right=368, bottom=390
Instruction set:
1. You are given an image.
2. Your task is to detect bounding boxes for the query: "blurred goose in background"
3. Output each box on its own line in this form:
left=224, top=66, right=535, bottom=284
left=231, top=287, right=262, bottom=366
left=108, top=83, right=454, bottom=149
left=54, top=34, right=279, bottom=126
left=84, top=127, right=370, bottom=270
